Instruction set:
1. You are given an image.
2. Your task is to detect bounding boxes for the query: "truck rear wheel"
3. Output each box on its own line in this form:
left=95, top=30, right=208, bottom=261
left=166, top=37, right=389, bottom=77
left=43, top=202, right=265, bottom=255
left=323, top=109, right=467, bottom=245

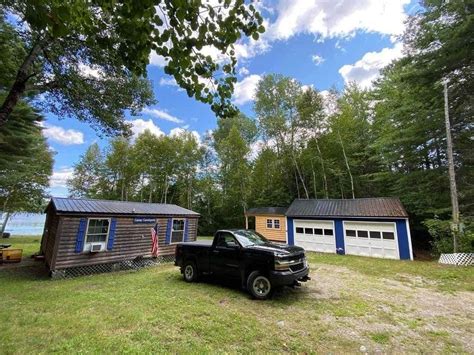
left=247, top=271, right=273, bottom=300
left=183, top=261, right=198, bottom=282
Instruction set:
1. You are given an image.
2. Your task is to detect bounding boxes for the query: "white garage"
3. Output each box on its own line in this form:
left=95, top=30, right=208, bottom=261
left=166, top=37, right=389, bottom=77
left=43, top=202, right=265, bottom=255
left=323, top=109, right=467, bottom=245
left=343, top=221, right=398, bottom=259
left=294, top=220, right=335, bottom=253
left=286, top=198, right=413, bottom=260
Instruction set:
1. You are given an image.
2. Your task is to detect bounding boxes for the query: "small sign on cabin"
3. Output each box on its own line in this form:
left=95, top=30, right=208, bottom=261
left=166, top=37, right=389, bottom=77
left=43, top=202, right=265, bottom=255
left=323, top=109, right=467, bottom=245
left=133, top=217, right=156, bottom=224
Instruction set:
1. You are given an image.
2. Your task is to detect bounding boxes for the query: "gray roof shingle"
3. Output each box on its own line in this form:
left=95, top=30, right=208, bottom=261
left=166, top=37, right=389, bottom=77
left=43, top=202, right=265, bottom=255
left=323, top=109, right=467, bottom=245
left=286, top=198, right=408, bottom=218
left=245, top=207, right=288, bottom=216
left=50, top=197, right=199, bottom=216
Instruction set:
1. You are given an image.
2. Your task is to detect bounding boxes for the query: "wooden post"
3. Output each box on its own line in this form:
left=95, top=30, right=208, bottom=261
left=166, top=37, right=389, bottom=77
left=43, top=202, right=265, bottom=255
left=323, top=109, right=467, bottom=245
left=443, top=80, right=460, bottom=253
left=245, top=215, right=248, bottom=229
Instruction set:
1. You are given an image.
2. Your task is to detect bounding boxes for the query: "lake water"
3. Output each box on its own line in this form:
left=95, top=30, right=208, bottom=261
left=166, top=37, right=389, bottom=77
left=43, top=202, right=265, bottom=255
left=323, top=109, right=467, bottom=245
left=3, top=213, right=46, bottom=236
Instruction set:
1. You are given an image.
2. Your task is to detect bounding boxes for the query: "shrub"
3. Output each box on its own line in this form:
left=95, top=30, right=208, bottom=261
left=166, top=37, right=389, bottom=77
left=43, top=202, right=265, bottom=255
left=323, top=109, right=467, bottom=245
left=424, top=218, right=474, bottom=255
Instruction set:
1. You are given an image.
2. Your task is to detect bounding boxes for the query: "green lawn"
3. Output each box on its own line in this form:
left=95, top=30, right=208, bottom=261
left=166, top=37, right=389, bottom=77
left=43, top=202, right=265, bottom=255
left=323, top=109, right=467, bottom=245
left=1, top=237, right=473, bottom=353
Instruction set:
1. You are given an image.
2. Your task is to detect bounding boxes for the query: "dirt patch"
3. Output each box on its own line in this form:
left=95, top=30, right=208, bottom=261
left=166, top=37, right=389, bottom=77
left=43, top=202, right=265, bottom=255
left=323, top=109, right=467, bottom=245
left=303, top=263, right=474, bottom=353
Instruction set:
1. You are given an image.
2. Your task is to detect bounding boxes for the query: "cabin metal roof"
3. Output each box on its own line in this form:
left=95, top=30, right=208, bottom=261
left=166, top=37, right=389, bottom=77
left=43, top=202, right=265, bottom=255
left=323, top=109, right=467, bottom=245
left=245, top=207, right=288, bottom=216
left=286, top=198, right=408, bottom=218
left=49, top=197, right=200, bottom=216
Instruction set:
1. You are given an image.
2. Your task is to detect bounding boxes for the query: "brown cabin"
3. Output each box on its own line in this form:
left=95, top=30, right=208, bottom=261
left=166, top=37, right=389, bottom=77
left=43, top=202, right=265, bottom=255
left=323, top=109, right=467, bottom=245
left=40, top=197, right=199, bottom=276
left=245, top=207, right=287, bottom=243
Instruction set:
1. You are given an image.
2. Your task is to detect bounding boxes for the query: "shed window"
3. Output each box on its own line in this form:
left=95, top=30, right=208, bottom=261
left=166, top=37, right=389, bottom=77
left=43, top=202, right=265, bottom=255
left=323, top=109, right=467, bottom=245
left=171, top=219, right=185, bottom=243
left=324, top=229, right=333, bottom=236
left=357, top=230, right=368, bottom=238
left=305, top=228, right=313, bottom=234
left=84, top=218, right=110, bottom=251
left=296, top=227, right=304, bottom=234
left=314, top=228, right=323, bottom=236
left=274, top=219, right=280, bottom=229
left=266, top=219, right=273, bottom=228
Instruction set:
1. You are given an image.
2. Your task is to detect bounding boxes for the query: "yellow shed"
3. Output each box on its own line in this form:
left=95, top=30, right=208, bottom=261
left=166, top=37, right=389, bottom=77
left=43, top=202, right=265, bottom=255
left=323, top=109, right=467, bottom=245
left=245, top=207, right=288, bottom=243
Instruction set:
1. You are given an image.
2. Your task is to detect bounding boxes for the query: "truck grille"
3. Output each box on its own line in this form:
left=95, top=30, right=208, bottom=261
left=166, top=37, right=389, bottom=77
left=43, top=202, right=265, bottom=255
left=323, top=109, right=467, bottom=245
left=289, top=263, right=304, bottom=272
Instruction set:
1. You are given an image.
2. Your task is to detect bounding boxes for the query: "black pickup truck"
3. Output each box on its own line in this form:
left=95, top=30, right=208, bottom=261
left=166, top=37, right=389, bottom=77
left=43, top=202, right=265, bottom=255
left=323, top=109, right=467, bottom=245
left=175, top=229, right=310, bottom=299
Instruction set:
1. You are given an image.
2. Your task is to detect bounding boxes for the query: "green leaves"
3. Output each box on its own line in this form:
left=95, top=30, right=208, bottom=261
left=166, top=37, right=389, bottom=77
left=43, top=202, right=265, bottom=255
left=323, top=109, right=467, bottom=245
left=2, top=0, right=264, bottom=132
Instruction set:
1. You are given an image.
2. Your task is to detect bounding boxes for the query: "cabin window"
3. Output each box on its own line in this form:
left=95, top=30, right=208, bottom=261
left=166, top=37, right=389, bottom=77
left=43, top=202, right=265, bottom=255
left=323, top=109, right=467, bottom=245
left=84, top=218, right=110, bottom=251
left=266, top=219, right=273, bottom=228
left=171, top=219, right=185, bottom=243
left=274, top=219, right=280, bottom=229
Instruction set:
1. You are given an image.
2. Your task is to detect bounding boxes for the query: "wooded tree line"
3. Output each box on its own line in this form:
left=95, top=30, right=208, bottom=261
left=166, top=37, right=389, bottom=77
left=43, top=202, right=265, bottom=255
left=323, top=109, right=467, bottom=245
left=1, top=1, right=472, bottom=252
left=68, top=0, right=473, bottom=253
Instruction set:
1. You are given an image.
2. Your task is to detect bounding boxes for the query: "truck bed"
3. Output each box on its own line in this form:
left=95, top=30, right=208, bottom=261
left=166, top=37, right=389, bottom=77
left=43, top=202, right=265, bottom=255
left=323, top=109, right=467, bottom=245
left=179, top=240, right=213, bottom=247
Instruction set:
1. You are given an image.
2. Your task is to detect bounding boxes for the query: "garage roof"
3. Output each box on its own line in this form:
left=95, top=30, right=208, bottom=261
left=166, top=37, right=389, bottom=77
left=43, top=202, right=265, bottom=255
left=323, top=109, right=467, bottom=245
left=49, top=197, right=200, bottom=216
left=245, top=207, right=288, bottom=216
left=286, top=198, right=408, bottom=218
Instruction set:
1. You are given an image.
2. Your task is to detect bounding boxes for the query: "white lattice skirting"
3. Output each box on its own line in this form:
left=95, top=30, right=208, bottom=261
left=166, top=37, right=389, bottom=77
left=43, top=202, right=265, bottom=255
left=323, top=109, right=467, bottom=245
left=438, top=253, right=474, bottom=266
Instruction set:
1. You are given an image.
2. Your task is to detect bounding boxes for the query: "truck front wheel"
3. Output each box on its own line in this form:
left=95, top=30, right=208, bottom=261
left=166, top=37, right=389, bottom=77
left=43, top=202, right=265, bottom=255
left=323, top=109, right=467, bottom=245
left=247, top=271, right=273, bottom=300
left=183, top=261, right=198, bottom=282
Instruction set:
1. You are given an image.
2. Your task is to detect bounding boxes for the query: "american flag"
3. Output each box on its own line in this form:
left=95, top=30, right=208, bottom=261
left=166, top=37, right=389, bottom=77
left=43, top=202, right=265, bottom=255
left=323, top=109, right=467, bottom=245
left=151, top=224, right=158, bottom=257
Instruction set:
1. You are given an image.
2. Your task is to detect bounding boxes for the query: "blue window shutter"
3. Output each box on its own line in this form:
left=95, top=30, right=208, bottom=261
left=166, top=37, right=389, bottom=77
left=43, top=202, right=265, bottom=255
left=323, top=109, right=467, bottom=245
left=165, top=218, right=172, bottom=244
left=183, top=219, right=189, bottom=241
left=107, top=218, right=117, bottom=251
left=75, top=218, right=87, bottom=253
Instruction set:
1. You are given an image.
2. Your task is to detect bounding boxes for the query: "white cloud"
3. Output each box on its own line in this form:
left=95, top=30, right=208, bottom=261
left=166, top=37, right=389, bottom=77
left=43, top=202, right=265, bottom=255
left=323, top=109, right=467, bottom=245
left=159, top=77, right=178, bottom=87
left=233, top=74, right=262, bottom=105
left=142, top=107, right=184, bottom=124
left=169, top=127, right=201, bottom=143
left=248, top=138, right=277, bottom=160
left=234, top=34, right=271, bottom=61
left=301, top=84, right=314, bottom=92
left=267, top=0, right=409, bottom=41
left=149, top=51, right=169, bottom=67
left=78, top=63, right=102, bottom=78
left=43, top=125, right=84, bottom=145
left=311, top=54, right=325, bottom=66
left=50, top=167, right=74, bottom=188
left=127, top=118, right=165, bottom=139
left=238, top=66, right=250, bottom=76
left=339, top=42, right=403, bottom=88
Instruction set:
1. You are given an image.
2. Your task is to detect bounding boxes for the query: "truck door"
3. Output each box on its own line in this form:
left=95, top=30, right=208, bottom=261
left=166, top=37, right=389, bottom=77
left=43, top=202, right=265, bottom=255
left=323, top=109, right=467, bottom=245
left=210, top=232, right=241, bottom=278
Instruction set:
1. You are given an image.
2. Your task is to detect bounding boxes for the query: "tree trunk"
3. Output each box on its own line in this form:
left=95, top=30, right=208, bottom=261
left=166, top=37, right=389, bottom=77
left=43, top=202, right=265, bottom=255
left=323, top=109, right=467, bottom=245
left=0, top=40, right=43, bottom=126
left=294, top=170, right=300, bottom=198
left=0, top=212, right=10, bottom=236
left=338, top=131, right=355, bottom=199
left=339, top=175, right=345, bottom=199
left=444, top=81, right=460, bottom=253
left=163, top=176, right=169, bottom=204
left=121, top=178, right=125, bottom=201
left=315, top=139, right=329, bottom=198
left=311, top=160, right=318, bottom=199
left=291, top=152, right=309, bottom=199
left=148, top=182, right=153, bottom=203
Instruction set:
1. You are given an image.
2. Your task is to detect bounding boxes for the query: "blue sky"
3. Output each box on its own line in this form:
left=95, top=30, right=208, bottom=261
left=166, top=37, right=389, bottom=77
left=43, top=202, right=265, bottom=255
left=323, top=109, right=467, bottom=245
left=46, top=0, right=420, bottom=196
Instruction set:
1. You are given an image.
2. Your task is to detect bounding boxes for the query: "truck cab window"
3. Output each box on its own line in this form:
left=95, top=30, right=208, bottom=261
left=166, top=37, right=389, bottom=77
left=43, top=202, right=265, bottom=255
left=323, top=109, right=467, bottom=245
left=216, top=233, right=239, bottom=248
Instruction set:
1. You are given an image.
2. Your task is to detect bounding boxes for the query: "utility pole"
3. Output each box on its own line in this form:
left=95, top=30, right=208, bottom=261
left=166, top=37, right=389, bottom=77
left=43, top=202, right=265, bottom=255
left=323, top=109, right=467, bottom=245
left=443, top=80, right=460, bottom=253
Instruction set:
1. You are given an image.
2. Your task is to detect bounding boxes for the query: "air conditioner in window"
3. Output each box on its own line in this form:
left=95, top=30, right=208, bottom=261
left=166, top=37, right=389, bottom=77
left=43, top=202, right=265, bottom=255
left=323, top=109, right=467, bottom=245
left=90, top=243, right=103, bottom=253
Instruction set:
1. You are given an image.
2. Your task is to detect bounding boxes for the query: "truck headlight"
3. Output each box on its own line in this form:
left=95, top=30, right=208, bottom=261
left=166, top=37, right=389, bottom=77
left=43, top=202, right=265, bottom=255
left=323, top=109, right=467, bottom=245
left=274, top=259, right=291, bottom=271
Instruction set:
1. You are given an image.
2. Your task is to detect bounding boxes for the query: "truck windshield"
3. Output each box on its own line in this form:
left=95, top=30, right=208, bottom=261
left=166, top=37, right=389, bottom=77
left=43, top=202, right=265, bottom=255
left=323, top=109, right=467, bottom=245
left=233, top=230, right=268, bottom=247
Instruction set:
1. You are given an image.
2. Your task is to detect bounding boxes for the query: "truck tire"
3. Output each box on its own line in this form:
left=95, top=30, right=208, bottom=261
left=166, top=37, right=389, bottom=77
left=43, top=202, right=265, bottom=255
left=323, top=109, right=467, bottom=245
left=183, top=261, right=198, bottom=282
left=247, top=271, right=273, bottom=300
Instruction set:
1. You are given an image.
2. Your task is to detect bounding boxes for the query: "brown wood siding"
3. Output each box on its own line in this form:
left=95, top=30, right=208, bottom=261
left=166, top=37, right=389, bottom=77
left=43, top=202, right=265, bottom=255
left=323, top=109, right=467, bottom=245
left=255, top=215, right=287, bottom=242
left=52, top=214, right=198, bottom=270
left=42, top=213, right=60, bottom=269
